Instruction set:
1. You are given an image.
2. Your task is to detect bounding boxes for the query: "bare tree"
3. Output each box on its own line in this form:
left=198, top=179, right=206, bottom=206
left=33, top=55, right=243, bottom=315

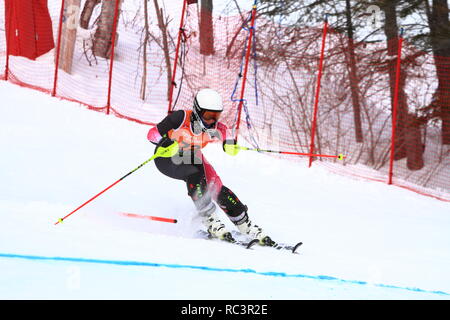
left=425, top=0, right=450, bottom=145
left=200, top=0, right=215, bottom=55
left=344, top=0, right=364, bottom=143
left=80, top=0, right=101, bottom=29
left=140, top=0, right=151, bottom=100
left=92, top=0, right=122, bottom=59
left=153, top=0, right=173, bottom=100
left=382, top=0, right=425, bottom=169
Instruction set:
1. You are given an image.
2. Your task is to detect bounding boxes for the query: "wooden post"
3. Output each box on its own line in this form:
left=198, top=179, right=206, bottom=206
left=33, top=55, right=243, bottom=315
left=57, top=0, right=81, bottom=74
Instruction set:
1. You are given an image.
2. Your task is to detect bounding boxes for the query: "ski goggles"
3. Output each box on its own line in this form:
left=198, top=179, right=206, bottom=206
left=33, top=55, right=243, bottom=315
left=201, top=110, right=222, bottom=122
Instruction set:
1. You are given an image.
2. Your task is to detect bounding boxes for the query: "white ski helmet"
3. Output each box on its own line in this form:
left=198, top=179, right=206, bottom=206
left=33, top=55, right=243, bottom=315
left=192, top=88, right=223, bottom=131
left=194, top=88, right=224, bottom=113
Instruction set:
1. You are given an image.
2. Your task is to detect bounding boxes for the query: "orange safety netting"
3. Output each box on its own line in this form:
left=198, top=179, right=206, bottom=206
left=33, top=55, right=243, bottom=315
left=1, top=0, right=449, bottom=201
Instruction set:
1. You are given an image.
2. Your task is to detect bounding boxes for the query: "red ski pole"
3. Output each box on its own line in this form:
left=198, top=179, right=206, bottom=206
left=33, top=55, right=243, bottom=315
left=54, top=142, right=179, bottom=225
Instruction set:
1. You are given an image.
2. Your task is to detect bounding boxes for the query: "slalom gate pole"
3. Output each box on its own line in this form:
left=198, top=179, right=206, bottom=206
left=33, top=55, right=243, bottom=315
left=52, top=0, right=66, bottom=97
left=235, top=2, right=258, bottom=140
left=388, top=28, right=404, bottom=185
left=238, top=146, right=345, bottom=160
left=106, top=0, right=121, bottom=115
left=4, top=0, right=11, bottom=81
left=309, top=15, right=329, bottom=168
left=120, top=212, right=177, bottom=224
left=54, top=148, right=171, bottom=225
left=167, top=0, right=188, bottom=114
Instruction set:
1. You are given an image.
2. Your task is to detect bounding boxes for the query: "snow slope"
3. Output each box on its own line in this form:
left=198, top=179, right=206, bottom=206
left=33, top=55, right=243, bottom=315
left=0, top=81, right=449, bottom=300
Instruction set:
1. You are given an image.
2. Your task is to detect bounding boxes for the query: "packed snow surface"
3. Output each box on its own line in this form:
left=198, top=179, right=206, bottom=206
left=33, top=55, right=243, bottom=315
left=0, top=81, right=449, bottom=299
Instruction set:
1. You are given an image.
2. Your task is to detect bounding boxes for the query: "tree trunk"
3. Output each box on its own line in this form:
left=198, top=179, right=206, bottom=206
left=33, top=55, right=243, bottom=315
left=428, top=0, right=450, bottom=145
left=381, top=0, right=424, bottom=169
left=140, top=0, right=150, bottom=100
left=200, top=0, right=214, bottom=55
left=92, top=0, right=121, bottom=59
left=382, top=0, right=408, bottom=160
left=80, top=0, right=101, bottom=29
left=406, top=114, right=425, bottom=170
left=344, top=0, right=363, bottom=143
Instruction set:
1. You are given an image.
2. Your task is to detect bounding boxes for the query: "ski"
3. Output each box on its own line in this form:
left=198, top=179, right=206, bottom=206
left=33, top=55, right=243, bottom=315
left=258, top=237, right=303, bottom=254
left=220, top=231, right=259, bottom=249
left=230, top=237, right=259, bottom=249
left=230, top=231, right=303, bottom=253
left=267, top=241, right=303, bottom=254
left=196, top=230, right=259, bottom=249
left=196, top=230, right=301, bottom=253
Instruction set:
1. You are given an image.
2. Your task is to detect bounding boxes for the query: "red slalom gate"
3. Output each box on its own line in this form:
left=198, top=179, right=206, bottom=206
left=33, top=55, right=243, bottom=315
left=106, top=0, right=121, bottom=115
left=52, top=0, right=66, bottom=97
left=388, top=28, right=404, bottom=185
left=309, top=16, right=329, bottom=168
left=167, top=0, right=188, bottom=114
left=120, top=212, right=178, bottom=224
left=235, top=3, right=258, bottom=140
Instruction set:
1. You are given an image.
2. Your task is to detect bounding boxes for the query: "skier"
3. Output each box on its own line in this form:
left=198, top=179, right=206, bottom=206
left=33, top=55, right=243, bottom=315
left=147, top=88, right=273, bottom=245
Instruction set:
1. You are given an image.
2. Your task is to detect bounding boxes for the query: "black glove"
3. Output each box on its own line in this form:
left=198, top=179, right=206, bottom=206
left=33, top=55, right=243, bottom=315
left=154, top=135, right=178, bottom=157
left=157, top=135, right=175, bottom=148
left=222, top=139, right=237, bottom=151
left=222, top=139, right=240, bottom=156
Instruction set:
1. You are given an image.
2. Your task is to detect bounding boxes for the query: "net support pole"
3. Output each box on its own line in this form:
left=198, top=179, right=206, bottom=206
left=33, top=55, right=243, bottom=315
left=52, top=0, right=67, bottom=96
left=235, top=3, right=257, bottom=141
left=4, top=0, right=11, bottom=81
left=388, top=28, right=404, bottom=185
left=309, top=16, right=328, bottom=168
left=167, top=0, right=188, bottom=114
left=106, top=0, right=121, bottom=115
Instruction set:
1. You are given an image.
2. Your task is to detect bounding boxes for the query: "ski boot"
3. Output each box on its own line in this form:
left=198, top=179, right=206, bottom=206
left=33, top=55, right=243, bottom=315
left=203, top=212, right=234, bottom=242
left=237, top=220, right=275, bottom=246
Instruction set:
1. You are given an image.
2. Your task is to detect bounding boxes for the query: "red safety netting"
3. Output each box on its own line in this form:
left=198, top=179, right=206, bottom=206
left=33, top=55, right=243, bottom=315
left=389, top=51, right=450, bottom=199
left=2, top=0, right=175, bottom=123
left=168, top=3, right=254, bottom=133
left=1, top=0, right=449, bottom=201
left=247, top=17, right=450, bottom=201
left=3, top=0, right=59, bottom=93
left=0, top=0, right=5, bottom=80
left=169, top=3, right=450, bottom=201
